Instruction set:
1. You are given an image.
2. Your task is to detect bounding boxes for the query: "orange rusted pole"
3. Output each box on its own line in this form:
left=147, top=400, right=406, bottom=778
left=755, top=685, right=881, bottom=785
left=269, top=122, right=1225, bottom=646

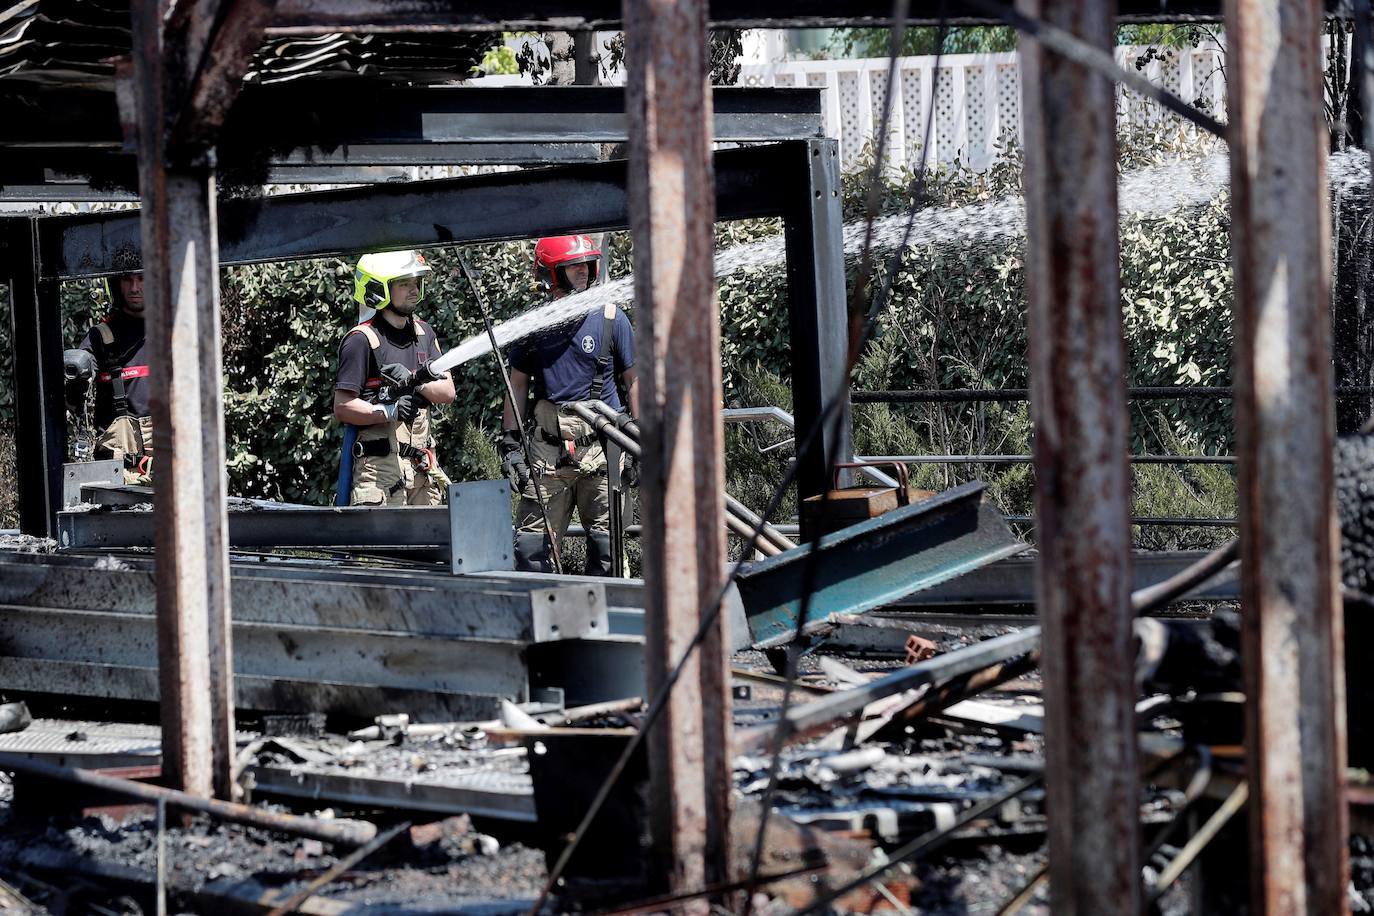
left=624, top=0, right=732, bottom=896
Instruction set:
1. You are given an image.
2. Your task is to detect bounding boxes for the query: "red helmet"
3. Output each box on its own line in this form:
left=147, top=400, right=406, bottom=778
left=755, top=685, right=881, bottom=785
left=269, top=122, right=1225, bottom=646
left=535, top=235, right=601, bottom=294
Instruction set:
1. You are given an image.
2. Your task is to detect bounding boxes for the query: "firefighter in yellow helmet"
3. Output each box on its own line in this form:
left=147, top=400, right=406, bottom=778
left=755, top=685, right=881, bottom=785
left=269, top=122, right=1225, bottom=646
left=333, top=251, right=456, bottom=506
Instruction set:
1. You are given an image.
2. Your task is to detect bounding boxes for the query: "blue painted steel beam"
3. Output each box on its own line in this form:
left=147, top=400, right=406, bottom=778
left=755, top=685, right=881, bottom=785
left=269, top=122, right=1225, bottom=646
left=736, top=481, right=1028, bottom=648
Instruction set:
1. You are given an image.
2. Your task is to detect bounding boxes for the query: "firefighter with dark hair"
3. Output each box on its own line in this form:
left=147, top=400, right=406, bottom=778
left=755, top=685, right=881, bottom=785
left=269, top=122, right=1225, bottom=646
left=64, top=270, right=154, bottom=483
left=502, top=235, right=640, bottom=576
left=334, top=250, right=457, bottom=506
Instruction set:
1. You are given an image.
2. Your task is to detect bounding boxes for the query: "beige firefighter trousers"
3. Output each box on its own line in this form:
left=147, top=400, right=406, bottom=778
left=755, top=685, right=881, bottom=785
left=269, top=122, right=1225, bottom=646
left=97, top=415, right=154, bottom=485
left=515, top=400, right=612, bottom=536
left=349, top=412, right=443, bottom=507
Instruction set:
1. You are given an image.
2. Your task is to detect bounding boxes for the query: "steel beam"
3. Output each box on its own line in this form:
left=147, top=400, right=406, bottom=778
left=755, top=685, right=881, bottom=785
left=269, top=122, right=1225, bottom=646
left=884, top=550, right=1238, bottom=607
left=248, top=766, right=537, bottom=823
left=40, top=142, right=800, bottom=279
left=130, top=0, right=237, bottom=800
left=0, top=553, right=623, bottom=717
left=0, top=605, right=533, bottom=699
left=782, top=140, right=854, bottom=506
left=57, top=506, right=451, bottom=549
left=0, top=554, right=609, bottom=644
left=1, top=218, right=65, bottom=538
left=735, top=482, right=1027, bottom=647
left=1225, top=0, right=1350, bottom=909
left=626, top=0, right=732, bottom=893
left=0, top=657, right=515, bottom=722
left=1020, top=0, right=1141, bottom=909
left=3, top=86, right=821, bottom=153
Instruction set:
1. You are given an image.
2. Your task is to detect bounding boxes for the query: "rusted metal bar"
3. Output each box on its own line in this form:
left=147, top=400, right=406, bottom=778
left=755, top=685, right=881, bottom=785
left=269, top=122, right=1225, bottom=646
left=1224, top=0, right=1350, bottom=910
left=1148, top=781, right=1250, bottom=904
left=1019, top=0, right=1141, bottom=909
left=0, top=751, right=377, bottom=847
left=624, top=0, right=732, bottom=895
left=129, top=0, right=236, bottom=800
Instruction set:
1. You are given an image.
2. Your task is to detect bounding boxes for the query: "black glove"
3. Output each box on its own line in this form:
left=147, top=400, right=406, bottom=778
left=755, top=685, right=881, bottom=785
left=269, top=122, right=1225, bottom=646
left=395, top=392, right=424, bottom=425
left=379, top=362, right=414, bottom=393
left=621, top=452, right=641, bottom=489
left=500, top=429, right=529, bottom=490
left=413, top=360, right=444, bottom=387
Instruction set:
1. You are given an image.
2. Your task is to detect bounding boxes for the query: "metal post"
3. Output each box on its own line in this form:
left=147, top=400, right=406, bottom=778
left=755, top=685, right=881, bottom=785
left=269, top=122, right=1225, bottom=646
left=624, top=0, right=732, bottom=896
left=1224, top=0, right=1350, bottom=910
left=1019, top=0, right=1141, bottom=911
left=782, top=138, right=853, bottom=509
left=2, top=218, right=65, bottom=538
left=129, top=0, right=236, bottom=799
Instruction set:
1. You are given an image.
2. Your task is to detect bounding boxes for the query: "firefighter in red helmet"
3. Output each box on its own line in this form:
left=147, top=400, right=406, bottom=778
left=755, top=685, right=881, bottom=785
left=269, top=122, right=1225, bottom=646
left=502, top=235, right=640, bottom=575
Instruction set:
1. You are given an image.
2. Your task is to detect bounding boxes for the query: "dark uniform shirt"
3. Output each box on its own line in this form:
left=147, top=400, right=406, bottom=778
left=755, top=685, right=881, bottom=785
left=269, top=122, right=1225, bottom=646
left=510, top=307, right=635, bottom=411
left=79, top=310, right=150, bottom=428
left=334, top=316, right=444, bottom=402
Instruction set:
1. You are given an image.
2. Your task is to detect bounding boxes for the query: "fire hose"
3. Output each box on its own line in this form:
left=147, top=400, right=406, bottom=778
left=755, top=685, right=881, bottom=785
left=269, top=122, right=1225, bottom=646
left=563, top=401, right=796, bottom=556
left=581, top=400, right=797, bottom=554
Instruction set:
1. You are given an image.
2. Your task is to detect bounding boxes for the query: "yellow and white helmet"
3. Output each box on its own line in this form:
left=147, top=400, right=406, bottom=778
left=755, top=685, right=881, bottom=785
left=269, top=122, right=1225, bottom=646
left=353, top=250, right=431, bottom=310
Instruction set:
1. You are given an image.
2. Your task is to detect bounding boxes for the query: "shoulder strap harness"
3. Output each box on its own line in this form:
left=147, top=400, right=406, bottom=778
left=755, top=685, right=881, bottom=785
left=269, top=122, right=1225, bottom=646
left=91, top=321, right=145, bottom=419
left=587, top=302, right=618, bottom=403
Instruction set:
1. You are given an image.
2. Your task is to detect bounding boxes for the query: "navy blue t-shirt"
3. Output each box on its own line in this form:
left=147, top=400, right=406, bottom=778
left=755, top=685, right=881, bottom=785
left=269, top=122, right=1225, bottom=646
left=510, top=307, right=635, bottom=410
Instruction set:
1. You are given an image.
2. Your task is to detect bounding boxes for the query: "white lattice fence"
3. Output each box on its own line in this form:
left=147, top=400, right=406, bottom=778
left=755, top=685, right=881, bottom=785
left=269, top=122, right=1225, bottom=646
left=740, top=45, right=1227, bottom=172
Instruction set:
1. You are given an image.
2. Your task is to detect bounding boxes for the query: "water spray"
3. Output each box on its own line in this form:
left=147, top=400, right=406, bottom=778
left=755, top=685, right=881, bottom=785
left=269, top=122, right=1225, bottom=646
left=428, top=149, right=1369, bottom=383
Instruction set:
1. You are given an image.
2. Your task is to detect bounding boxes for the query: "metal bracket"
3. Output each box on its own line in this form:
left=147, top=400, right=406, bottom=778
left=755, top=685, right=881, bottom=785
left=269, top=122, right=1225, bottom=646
left=62, top=460, right=123, bottom=508
left=529, top=584, right=609, bottom=643
left=448, top=479, right=515, bottom=575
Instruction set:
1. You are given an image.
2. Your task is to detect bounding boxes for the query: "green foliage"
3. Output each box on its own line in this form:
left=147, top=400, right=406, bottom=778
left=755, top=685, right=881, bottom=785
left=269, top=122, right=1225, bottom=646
left=711, top=128, right=1236, bottom=545
left=1129, top=416, right=1236, bottom=550
left=1117, top=23, right=1223, bottom=50
left=828, top=27, right=1016, bottom=58
left=479, top=44, right=520, bottom=76
left=1119, top=195, right=1234, bottom=453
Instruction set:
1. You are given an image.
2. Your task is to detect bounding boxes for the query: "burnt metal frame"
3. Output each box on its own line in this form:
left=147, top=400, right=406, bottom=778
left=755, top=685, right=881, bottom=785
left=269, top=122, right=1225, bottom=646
left=0, top=86, right=824, bottom=196
left=8, top=139, right=850, bottom=536
left=2, top=86, right=824, bottom=150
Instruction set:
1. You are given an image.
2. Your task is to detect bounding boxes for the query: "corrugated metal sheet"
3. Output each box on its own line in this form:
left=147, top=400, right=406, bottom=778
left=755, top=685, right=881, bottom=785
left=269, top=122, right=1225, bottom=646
left=0, top=0, right=496, bottom=87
